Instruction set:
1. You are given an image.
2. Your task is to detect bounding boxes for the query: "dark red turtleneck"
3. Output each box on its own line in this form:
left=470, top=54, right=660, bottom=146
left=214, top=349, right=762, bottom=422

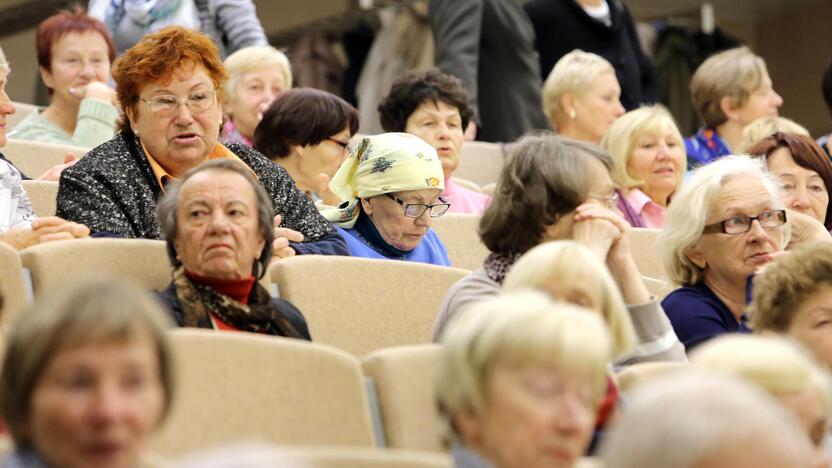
left=185, top=270, right=257, bottom=331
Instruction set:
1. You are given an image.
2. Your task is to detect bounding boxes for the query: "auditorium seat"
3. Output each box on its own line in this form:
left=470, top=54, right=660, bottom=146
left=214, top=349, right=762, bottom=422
left=630, top=228, right=665, bottom=279
left=0, top=241, right=26, bottom=328
left=430, top=213, right=489, bottom=271
left=269, top=256, right=469, bottom=355
left=3, top=138, right=88, bottom=178
left=455, top=141, right=506, bottom=187
left=20, top=180, right=58, bottom=217
left=150, top=329, right=376, bottom=455
left=642, top=275, right=674, bottom=300
left=20, top=238, right=170, bottom=299
left=362, top=344, right=443, bottom=451
left=7, top=102, right=40, bottom=131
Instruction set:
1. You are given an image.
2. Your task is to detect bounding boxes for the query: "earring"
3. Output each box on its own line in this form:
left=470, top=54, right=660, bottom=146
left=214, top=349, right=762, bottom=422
left=569, top=109, right=576, bottom=120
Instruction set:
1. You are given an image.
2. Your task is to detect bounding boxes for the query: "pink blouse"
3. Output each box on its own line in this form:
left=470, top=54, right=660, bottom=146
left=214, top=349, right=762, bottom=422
left=624, top=189, right=666, bottom=229
left=443, top=178, right=492, bottom=215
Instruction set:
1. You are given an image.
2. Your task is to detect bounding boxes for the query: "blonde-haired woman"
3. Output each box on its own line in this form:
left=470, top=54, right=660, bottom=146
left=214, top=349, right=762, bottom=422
left=542, top=50, right=625, bottom=144
left=737, top=115, right=810, bottom=154
left=692, top=335, right=832, bottom=468
left=437, top=291, right=611, bottom=468
left=222, top=45, right=293, bottom=146
left=601, top=105, right=686, bottom=228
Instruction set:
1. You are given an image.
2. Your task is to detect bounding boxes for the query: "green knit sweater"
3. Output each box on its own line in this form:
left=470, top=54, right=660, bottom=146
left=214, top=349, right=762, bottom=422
left=9, top=98, right=118, bottom=149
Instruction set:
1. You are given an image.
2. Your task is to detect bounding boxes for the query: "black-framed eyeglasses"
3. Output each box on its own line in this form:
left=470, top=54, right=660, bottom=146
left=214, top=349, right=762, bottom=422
left=327, top=138, right=350, bottom=151
left=384, top=193, right=450, bottom=218
left=702, top=209, right=787, bottom=235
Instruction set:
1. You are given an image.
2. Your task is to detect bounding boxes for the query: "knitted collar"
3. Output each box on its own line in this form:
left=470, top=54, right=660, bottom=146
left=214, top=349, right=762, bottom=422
left=483, top=251, right=522, bottom=285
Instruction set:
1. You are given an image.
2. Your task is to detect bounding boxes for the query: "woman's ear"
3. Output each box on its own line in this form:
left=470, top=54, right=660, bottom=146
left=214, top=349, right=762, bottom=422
left=39, top=66, right=54, bottom=90
left=719, top=95, right=740, bottom=122
left=360, top=197, right=373, bottom=217
left=685, top=243, right=707, bottom=269
left=560, top=92, right=576, bottom=120
left=453, top=410, right=483, bottom=449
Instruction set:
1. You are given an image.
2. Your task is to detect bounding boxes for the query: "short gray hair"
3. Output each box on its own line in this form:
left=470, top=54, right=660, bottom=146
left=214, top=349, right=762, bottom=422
left=659, top=156, right=787, bottom=286
left=156, top=159, right=275, bottom=278
left=601, top=372, right=813, bottom=468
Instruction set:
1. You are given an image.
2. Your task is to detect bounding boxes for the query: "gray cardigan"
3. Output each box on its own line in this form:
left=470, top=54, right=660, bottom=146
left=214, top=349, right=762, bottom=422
left=433, top=268, right=687, bottom=364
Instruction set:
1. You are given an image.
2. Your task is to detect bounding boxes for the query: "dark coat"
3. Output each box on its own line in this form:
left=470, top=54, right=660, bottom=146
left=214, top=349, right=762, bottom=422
left=524, top=0, right=656, bottom=111
left=156, top=282, right=312, bottom=341
left=56, top=131, right=347, bottom=255
left=429, top=0, right=550, bottom=142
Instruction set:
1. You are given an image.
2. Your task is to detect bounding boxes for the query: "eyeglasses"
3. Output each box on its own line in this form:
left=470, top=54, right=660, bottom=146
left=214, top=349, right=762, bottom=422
left=327, top=138, right=350, bottom=151
left=703, top=209, right=787, bottom=235
left=140, top=89, right=217, bottom=115
left=384, top=193, right=450, bottom=218
left=589, top=191, right=619, bottom=209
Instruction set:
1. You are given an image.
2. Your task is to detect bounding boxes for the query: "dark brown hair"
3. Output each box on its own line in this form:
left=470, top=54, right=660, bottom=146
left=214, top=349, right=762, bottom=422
left=747, top=132, right=832, bottom=229
left=378, top=68, right=474, bottom=133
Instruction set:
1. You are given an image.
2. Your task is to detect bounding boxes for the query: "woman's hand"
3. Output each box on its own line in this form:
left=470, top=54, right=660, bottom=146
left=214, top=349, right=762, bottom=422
left=786, top=209, right=830, bottom=249
left=69, top=81, right=117, bottom=106
left=0, top=217, right=89, bottom=250
left=572, top=203, right=624, bottom=260
left=316, top=173, right=342, bottom=207
left=270, top=214, right=303, bottom=262
left=36, top=152, right=79, bottom=181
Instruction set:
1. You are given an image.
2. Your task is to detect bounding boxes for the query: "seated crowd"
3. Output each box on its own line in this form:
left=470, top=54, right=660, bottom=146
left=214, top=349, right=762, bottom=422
left=3, top=4, right=832, bottom=468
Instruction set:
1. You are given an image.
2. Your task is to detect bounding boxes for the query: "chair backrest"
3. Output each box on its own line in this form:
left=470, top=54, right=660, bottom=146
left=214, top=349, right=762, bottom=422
left=269, top=256, right=469, bottom=355
left=174, top=446, right=451, bottom=468
left=20, top=238, right=171, bottom=299
left=455, top=141, right=505, bottom=187
left=151, top=329, right=376, bottom=455
left=3, top=138, right=88, bottom=178
left=7, top=102, right=40, bottom=131
left=641, top=275, right=674, bottom=300
left=20, top=180, right=58, bottom=217
left=362, top=344, right=443, bottom=451
left=0, top=241, right=26, bottom=330
left=615, top=361, right=688, bottom=394
left=630, top=228, right=664, bottom=279
left=430, top=213, right=488, bottom=271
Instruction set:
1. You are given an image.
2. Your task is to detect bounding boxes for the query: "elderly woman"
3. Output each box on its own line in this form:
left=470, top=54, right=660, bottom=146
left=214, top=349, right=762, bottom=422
left=601, top=372, right=815, bottom=468
left=222, top=45, right=292, bottom=146
left=378, top=68, right=490, bottom=214
left=542, top=50, right=625, bottom=144
left=686, top=47, right=783, bottom=167
left=747, top=132, right=832, bottom=232
left=750, top=242, right=832, bottom=369
left=253, top=88, right=358, bottom=205
left=9, top=8, right=118, bottom=148
left=691, top=335, right=832, bottom=467
left=0, top=46, right=89, bottom=249
left=323, top=132, right=451, bottom=266
left=0, top=277, right=173, bottom=468
left=601, top=105, right=685, bottom=228
left=737, top=116, right=810, bottom=154
left=437, top=291, right=611, bottom=468
left=56, top=26, right=346, bottom=256
left=433, top=134, right=684, bottom=363
left=155, top=159, right=310, bottom=339
left=660, top=156, right=791, bottom=350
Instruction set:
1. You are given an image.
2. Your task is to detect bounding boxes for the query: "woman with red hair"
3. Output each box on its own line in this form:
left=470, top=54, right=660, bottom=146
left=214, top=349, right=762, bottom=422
left=10, top=8, right=118, bottom=148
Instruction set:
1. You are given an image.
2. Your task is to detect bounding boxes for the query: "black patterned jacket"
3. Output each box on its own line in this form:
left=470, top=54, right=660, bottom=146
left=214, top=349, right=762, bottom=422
left=56, top=131, right=347, bottom=255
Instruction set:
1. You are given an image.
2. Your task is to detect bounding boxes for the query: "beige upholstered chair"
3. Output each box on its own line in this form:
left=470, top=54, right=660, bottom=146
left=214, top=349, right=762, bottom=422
left=641, top=275, right=674, bottom=300
left=455, top=141, right=505, bottom=187
left=175, top=446, right=451, bottom=468
left=7, top=102, right=40, bottom=131
left=362, top=344, right=443, bottom=451
left=450, top=177, right=482, bottom=193
left=630, top=228, right=664, bottom=279
left=430, top=213, right=488, bottom=271
left=269, top=256, right=469, bottom=355
left=0, top=241, right=26, bottom=330
left=616, top=361, right=688, bottom=394
left=20, top=180, right=58, bottom=217
left=20, top=238, right=170, bottom=299
left=151, top=329, right=376, bottom=455
left=3, top=138, right=88, bottom=178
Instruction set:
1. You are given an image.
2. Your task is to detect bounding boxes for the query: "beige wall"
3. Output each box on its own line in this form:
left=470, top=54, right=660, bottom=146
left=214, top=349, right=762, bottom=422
left=0, top=28, right=38, bottom=104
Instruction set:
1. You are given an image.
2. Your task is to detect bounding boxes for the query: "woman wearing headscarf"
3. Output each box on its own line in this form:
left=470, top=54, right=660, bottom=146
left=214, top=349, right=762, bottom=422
left=323, top=132, right=451, bottom=266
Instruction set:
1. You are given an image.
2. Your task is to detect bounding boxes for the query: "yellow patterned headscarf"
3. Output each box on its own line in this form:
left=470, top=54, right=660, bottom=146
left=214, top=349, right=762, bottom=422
left=323, top=132, right=445, bottom=228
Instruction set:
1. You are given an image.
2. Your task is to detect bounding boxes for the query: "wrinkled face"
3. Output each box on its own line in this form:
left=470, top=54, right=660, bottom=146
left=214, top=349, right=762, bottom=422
left=767, top=147, right=829, bottom=225
left=626, top=126, right=685, bottom=204
left=733, top=74, right=783, bottom=126
left=788, top=285, right=832, bottom=370
left=227, top=68, right=285, bottom=141
left=404, top=100, right=464, bottom=178
left=688, top=176, right=783, bottom=291
left=777, top=388, right=830, bottom=468
left=0, top=70, right=15, bottom=147
left=41, top=31, right=111, bottom=102
left=27, top=334, right=165, bottom=468
left=174, top=170, right=265, bottom=279
left=569, top=71, right=625, bottom=144
left=360, top=188, right=442, bottom=251
left=294, top=126, right=351, bottom=185
left=129, top=65, right=222, bottom=178
left=458, top=363, right=595, bottom=468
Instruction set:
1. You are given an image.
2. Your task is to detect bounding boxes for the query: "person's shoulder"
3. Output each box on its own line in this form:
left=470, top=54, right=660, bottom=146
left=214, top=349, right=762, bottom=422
left=270, top=297, right=312, bottom=340
left=228, top=143, right=290, bottom=180
left=662, top=284, right=724, bottom=315
left=448, top=268, right=500, bottom=301
left=64, top=134, right=134, bottom=177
